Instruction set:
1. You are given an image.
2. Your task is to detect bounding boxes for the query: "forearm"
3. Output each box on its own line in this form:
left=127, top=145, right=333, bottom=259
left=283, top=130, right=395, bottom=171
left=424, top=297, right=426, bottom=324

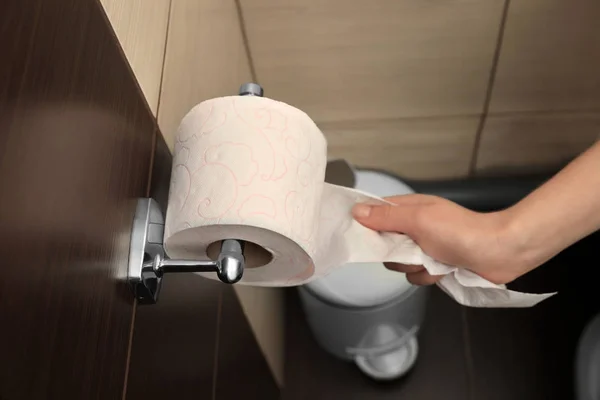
left=501, top=140, right=600, bottom=266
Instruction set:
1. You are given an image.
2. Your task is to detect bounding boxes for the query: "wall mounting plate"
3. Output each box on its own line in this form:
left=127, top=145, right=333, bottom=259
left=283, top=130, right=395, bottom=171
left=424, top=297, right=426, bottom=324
left=128, top=198, right=165, bottom=304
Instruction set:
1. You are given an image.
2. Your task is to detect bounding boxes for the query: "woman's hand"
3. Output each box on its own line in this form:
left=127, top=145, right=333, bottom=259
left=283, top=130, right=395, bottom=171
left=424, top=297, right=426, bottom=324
left=352, top=141, right=600, bottom=286
left=352, top=194, right=538, bottom=286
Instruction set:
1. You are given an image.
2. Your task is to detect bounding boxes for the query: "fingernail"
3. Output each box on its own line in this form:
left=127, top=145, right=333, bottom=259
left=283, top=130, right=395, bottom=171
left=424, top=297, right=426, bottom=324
left=352, top=204, right=372, bottom=218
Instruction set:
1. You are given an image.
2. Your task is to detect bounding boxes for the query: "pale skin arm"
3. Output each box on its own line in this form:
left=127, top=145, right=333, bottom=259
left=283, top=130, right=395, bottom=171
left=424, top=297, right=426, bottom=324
left=352, top=140, right=600, bottom=285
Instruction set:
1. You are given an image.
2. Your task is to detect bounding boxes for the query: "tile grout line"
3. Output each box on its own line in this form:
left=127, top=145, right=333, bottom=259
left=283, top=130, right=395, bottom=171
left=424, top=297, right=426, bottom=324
left=315, top=107, right=600, bottom=131
left=318, top=113, right=484, bottom=126
left=121, top=300, right=138, bottom=400
left=211, top=288, right=224, bottom=400
left=485, top=107, right=600, bottom=118
left=155, top=0, right=174, bottom=126
left=461, top=307, right=476, bottom=400
left=234, top=0, right=258, bottom=82
left=469, top=0, right=513, bottom=175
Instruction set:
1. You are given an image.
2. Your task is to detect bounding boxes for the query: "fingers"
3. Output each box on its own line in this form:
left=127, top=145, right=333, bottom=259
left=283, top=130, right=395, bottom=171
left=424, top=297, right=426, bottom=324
left=406, top=269, right=443, bottom=286
left=352, top=201, right=417, bottom=234
left=352, top=194, right=436, bottom=233
left=386, top=263, right=442, bottom=285
left=385, top=263, right=442, bottom=286
left=353, top=194, right=442, bottom=286
left=384, top=262, right=425, bottom=274
left=384, top=194, right=436, bottom=207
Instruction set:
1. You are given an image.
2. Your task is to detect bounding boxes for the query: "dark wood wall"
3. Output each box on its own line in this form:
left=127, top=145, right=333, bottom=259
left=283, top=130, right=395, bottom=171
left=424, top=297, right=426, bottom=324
left=0, top=0, right=155, bottom=398
left=0, top=0, right=279, bottom=399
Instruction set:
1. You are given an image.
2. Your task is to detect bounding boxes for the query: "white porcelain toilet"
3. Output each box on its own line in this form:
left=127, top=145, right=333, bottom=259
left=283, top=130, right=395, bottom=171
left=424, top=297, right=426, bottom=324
left=298, top=169, right=429, bottom=380
left=576, top=313, right=600, bottom=400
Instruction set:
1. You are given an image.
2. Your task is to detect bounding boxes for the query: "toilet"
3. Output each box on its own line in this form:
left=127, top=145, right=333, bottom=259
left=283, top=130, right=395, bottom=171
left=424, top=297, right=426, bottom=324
left=576, top=312, right=600, bottom=400
left=298, top=169, right=429, bottom=380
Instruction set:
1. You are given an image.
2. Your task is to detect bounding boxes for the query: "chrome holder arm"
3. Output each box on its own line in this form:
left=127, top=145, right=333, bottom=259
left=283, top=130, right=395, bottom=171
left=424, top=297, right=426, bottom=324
left=128, top=198, right=245, bottom=305
left=144, top=239, right=245, bottom=282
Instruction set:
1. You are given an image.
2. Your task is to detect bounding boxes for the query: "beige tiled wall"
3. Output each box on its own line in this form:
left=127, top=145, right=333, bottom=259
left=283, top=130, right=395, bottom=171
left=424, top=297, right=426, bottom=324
left=476, top=0, right=600, bottom=172
left=102, top=0, right=600, bottom=390
left=240, top=0, right=506, bottom=178
left=476, top=112, right=600, bottom=174
left=240, top=0, right=505, bottom=122
left=489, top=0, right=600, bottom=114
left=321, top=117, right=479, bottom=179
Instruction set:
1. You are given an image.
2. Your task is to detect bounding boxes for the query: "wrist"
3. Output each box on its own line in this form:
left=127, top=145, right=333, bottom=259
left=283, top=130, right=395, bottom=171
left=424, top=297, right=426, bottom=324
left=458, top=208, right=545, bottom=284
left=491, top=207, right=549, bottom=279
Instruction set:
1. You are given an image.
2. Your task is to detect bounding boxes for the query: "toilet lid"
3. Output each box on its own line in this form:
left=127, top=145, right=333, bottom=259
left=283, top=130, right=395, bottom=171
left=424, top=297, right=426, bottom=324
left=306, top=170, right=415, bottom=308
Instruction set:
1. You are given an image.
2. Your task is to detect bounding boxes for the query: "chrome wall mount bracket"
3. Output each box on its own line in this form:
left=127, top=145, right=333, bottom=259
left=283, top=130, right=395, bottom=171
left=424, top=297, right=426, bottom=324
left=127, top=198, right=246, bottom=305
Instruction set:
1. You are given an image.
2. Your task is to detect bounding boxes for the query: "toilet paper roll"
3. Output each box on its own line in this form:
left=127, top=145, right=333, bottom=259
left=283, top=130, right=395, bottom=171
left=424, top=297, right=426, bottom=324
left=164, top=96, right=556, bottom=308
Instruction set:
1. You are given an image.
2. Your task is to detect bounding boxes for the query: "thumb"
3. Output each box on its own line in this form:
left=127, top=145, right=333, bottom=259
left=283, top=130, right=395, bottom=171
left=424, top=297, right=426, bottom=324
left=352, top=202, right=418, bottom=234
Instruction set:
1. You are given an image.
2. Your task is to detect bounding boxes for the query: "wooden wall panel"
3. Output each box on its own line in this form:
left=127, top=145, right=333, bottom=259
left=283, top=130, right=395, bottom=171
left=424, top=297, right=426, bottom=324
left=127, top=275, right=221, bottom=400
left=99, top=0, right=171, bottom=115
left=489, top=0, right=600, bottom=114
left=157, top=0, right=253, bottom=146
left=240, top=0, right=505, bottom=123
left=322, top=117, right=479, bottom=179
left=476, top=112, right=600, bottom=174
left=0, top=0, right=156, bottom=398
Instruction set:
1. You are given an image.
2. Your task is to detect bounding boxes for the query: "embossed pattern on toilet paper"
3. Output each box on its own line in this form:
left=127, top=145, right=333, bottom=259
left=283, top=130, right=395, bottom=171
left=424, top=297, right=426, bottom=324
left=164, top=96, right=556, bottom=307
left=165, top=96, right=327, bottom=284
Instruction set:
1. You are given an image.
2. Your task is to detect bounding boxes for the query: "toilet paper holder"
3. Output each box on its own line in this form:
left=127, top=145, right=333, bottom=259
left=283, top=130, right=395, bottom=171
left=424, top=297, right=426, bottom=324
left=128, top=83, right=264, bottom=304
left=128, top=198, right=246, bottom=304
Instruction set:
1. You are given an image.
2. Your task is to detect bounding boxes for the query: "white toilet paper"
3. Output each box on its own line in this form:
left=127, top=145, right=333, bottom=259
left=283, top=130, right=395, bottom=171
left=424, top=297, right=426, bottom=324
left=164, top=96, right=555, bottom=308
